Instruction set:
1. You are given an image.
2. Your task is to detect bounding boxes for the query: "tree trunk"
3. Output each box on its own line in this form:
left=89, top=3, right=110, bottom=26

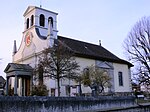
left=78, top=81, right=82, bottom=96
left=99, top=85, right=104, bottom=93
left=57, top=78, right=60, bottom=96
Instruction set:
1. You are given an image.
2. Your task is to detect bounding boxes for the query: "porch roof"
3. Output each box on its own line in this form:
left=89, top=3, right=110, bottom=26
left=4, top=63, right=33, bottom=77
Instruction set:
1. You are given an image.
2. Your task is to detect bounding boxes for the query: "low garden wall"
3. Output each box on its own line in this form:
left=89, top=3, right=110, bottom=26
left=0, top=96, right=137, bottom=112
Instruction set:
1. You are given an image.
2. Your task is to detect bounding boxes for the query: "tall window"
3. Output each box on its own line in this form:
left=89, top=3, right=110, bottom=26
left=31, top=15, right=34, bottom=26
left=39, top=14, right=45, bottom=27
left=26, top=18, right=29, bottom=29
left=118, top=72, right=123, bottom=86
left=48, top=17, right=53, bottom=27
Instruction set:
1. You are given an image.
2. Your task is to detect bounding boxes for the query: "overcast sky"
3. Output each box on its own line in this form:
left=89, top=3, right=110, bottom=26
left=0, top=0, right=150, bottom=78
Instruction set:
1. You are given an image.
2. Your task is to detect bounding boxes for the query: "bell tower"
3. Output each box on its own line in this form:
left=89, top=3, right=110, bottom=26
left=13, top=6, right=58, bottom=63
left=23, top=6, right=58, bottom=45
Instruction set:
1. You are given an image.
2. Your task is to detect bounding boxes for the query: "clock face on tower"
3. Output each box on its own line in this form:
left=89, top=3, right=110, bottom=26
left=25, top=32, right=32, bottom=46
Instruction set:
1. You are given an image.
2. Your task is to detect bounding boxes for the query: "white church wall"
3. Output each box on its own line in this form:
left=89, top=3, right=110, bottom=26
left=13, top=30, right=49, bottom=63
left=60, top=86, right=66, bottom=96
left=113, top=63, right=131, bottom=92
left=32, top=31, right=49, bottom=52
left=75, top=57, right=95, bottom=95
left=75, top=57, right=95, bottom=70
left=81, top=85, right=92, bottom=94
left=57, top=57, right=95, bottom=96
left=44, top=78, right=58, bottom=96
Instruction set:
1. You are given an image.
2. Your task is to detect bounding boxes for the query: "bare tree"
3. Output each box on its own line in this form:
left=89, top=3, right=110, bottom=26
left=124, top=17, right=150, bottom=87
left=32, top=64, right=48, bottom=96
left=79, top=65, right=111, bottom=96
left=37, top=40, right=80, bottom=96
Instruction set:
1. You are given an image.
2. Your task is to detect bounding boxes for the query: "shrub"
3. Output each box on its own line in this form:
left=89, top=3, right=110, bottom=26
left=31, top=84, right=49, bottom=96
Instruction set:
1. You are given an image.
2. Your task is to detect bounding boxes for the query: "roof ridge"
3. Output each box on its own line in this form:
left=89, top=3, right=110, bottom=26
left=58, top=35, right=100, bottom=47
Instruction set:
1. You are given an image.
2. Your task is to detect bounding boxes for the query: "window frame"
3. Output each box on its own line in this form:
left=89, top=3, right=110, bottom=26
left=118, top=71, right=123, bottom=86
left=26, top=18, right=29, bottom=29
left=30, top=15, right=34, bottom=26
left=39, top=14, right=45, bottom=27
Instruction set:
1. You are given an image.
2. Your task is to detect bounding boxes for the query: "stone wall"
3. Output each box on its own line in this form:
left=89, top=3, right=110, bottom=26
left=0, top=96, right=137, bottom=112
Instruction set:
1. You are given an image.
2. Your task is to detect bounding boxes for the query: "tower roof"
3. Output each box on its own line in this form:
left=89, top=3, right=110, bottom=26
left=23, top=6, right=58, bottom=17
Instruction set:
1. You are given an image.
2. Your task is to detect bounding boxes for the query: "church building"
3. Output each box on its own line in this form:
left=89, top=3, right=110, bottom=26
left=4, top=6, right=133, bottom=96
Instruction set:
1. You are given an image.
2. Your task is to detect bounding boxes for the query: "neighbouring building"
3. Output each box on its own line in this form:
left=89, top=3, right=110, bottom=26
left=0, top=76, right=5, bottom=95
left=4, top=6, right=133, bottom=96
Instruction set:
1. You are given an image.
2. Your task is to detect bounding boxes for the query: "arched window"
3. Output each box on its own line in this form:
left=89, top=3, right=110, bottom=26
left=39, top=14, right=45, bottom=27
left=48, top=17, right=53, bottom=27
left=26, top=18, right=29, bottom=29
left=118, top=72, right=123, bottom=86
left=31, top=15, right=34, bottom=26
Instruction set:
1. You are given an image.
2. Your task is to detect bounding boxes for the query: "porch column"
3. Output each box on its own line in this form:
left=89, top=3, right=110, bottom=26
left=20, top=78, right=23, bottom=96
left=14, top=75, right=18, bottom=95
left=6, top=77, right=9, bottom=96
left=30, top=76, right=32, bottom=95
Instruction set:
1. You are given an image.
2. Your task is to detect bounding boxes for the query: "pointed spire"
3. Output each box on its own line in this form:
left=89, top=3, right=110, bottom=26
left=13, top=40, right=17, bottom=55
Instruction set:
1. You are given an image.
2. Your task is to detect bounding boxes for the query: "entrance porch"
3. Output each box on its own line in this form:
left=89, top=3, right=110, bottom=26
left=4, top=63, right=33, bottom=96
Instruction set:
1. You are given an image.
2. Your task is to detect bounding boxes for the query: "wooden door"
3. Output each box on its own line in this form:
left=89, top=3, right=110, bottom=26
left=25, top=78, right=30, bottom=96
